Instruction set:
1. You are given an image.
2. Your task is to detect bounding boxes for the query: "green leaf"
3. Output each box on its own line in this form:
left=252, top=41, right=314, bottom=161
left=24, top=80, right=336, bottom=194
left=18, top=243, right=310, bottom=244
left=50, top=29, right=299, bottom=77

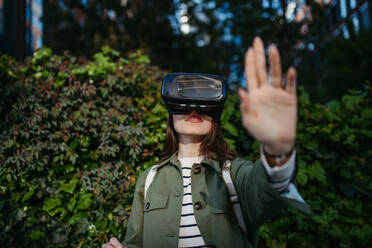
left=48, top=207, right=65, bottom=217
left=224, top=137, right=236, bottom=150
left=19, top=66, right=28, bottom=73
left=67, top=198, right=76, bottom=212
left=4, top=139, right=14, bottom=148
left=111, top=50, right=120, bottom=57
left=80, top=136, right=91, bottom=148
left=326, top=99, right=341, bottom=112
left=298, top=91, right=310, bottom=105
left=55, top=79, right=66, bottom=87
left=58, top=178, right=79, bottom=194
left=43, top=198, right=62, bottom=212
left=223, top=122, right=238, bottom=137
left=221, top=105, right=233, bottom=123
left=29, top=230, right=46, bottom=240
left=70, top=138, right=79, bottom=150
left=32, top=47, right=52, bottom=64
left=0, top=186, right=6, bottom=194
left=8, top=70, right=18, bottom=79
left=120, top=58, right=130, bottom=65
left=22, top=185, right=37, bottom=202
left=296, top=169, right=308, bottom=186
left=136, top=55, right=150, bottom=64
left=311, top=215, right=329, bottom=226
left=34, top=72, right=43, bottom=79
left=101, top=45, right=113, bottom=55
left=77, top=193, right=93, bottom=210
left=55, top=72, right=68, bottom=87
left=128, top=52, right=138, bottom=59
left=309, top=161, right=326, bottom=184
left=68, top=211, right=88, bottom=225
left=65, top=164, right=75, bottom=173
left=71, top=67, right=87, bottom=75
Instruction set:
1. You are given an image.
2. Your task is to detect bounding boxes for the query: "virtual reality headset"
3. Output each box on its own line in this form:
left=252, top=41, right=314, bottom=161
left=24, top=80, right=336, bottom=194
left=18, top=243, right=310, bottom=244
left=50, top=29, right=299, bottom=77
left=161, top=73, right=228, bottom=117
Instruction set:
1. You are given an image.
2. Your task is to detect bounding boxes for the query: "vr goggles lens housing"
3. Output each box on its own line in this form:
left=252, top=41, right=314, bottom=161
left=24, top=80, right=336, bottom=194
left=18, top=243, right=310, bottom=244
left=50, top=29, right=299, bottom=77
left=161, top=73, right=228, bottom=117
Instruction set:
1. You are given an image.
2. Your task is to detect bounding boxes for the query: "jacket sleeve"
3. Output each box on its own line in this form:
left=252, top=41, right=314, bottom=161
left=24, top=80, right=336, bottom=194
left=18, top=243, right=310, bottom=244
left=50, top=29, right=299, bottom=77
left=230, top=157, right=311, bottom=230
left=260, top=144, right=297, bottom=192
left=123, top=168, right=151, bottom=248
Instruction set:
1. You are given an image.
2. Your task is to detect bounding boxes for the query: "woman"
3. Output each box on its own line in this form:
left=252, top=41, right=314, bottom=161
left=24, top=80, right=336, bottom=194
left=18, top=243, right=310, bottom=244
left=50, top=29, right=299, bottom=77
left=103, top=37, right=309, bottom=248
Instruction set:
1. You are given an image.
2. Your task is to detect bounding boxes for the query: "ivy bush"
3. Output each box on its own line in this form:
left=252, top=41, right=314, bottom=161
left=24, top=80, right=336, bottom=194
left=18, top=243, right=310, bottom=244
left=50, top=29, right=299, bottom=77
left=0, top=48, right=371, bottom=247
left=0, top=47, right=166, bottom=247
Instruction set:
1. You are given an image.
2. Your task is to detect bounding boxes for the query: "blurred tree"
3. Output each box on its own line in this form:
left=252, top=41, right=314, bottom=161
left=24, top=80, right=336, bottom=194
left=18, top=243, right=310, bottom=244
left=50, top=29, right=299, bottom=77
left=43, top=0, right=371, bottom=102
left=298, top=31, right=372, bottom=102
left=43, top=0, right=179, bottom=70
left=43, top=0, right=315, bottom=81
left=174, top=0, right=328, bottom=86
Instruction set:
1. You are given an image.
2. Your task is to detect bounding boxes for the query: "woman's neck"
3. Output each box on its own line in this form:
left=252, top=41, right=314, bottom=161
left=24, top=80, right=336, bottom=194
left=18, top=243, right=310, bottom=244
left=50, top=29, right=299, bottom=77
left=177, top=134, right=203, bottom=158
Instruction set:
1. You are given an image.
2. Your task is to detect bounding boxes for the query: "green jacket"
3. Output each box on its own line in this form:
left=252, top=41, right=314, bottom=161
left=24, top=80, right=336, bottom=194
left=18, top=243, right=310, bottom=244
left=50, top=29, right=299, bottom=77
left=124, top=152, right=310, bottom=248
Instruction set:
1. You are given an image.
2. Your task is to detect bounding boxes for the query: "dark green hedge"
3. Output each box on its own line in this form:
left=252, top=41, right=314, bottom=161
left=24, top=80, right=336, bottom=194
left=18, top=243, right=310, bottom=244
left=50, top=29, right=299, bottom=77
left=0, top=47, right=167, bottom=247
left=0, top=48, right=371, bottom=247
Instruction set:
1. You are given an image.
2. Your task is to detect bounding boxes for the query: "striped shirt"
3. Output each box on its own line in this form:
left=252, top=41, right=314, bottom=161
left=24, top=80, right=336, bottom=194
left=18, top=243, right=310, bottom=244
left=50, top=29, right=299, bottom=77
left=178, top=156, right=206, bottom=248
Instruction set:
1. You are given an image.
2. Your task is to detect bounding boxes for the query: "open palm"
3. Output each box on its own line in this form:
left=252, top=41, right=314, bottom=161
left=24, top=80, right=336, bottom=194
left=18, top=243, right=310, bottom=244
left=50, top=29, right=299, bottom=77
left=239, top=37, right=297, bottom=155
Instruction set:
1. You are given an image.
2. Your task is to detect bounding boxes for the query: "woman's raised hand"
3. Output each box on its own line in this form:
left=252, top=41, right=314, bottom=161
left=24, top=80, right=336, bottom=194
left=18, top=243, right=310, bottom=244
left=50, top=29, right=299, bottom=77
left=239, top=37, right=297, bottom=155
left=102, top=237, right=123, bottom=248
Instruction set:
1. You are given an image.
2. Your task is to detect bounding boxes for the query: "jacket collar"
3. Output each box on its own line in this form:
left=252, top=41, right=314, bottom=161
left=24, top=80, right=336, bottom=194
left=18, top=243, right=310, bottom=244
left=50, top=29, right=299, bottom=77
left=156, top=151, right=221, bottom=174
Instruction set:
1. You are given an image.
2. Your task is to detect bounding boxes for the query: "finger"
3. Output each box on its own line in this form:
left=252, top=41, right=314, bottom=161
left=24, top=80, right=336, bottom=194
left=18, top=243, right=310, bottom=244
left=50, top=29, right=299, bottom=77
left=269, top=45, right=282, bottom=88
left=102, top=244, right=110, bottom=248
left=253, top=37, right=268, bottom=86
left=285, top=66, right=297, bottom=94
left=109, top=237, right=123, bottom=248
left=244, top=47, right=258, bottom=92
left=238, top=88, right=250, bottom=113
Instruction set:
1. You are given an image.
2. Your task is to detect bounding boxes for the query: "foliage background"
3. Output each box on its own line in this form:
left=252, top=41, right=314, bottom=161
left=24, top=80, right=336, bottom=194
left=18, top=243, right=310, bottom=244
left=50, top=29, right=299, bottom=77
left=0, top=48, right=371, bottom=247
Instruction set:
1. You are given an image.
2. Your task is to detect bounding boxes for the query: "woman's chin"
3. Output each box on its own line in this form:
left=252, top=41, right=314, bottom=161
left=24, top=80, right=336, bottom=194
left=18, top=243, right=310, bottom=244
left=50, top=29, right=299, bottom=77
left=177, top=131, right=208, bottom=140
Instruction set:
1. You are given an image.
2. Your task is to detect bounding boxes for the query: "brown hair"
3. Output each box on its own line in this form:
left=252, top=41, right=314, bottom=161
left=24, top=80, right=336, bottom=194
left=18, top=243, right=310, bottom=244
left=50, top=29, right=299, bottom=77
left=158, top=115, right=237, bottom=168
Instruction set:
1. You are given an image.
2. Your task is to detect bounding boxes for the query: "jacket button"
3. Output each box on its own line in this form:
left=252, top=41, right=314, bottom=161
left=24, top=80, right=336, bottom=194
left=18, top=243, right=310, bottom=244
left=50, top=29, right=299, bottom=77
left=193, top=167, right=201, bottom=175
left=194, top=201, right=203, bottom=210
left=145, top=202, right=150, bottom=210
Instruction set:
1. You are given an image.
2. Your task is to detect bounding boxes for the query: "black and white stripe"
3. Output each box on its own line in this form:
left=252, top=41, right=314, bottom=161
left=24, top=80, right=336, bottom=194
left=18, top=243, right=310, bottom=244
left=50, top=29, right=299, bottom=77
left=178, top=157, right=206, bottom=248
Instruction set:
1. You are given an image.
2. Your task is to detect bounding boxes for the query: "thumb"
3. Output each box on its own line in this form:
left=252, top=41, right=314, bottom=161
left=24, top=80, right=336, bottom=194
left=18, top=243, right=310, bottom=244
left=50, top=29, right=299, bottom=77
left=239, top=88, right=250, bottom=113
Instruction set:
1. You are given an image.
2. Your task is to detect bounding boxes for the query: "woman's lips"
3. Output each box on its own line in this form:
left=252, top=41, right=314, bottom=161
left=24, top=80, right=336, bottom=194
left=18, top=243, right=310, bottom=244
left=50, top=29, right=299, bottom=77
left=186, top=116, right=203, bottom=123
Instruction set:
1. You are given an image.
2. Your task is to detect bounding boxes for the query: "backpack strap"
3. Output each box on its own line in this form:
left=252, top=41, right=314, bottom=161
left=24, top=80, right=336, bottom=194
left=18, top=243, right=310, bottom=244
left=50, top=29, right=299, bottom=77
left=144, top=164, right=160, bottom=200
left=222, top=160, right=248, bottom=235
